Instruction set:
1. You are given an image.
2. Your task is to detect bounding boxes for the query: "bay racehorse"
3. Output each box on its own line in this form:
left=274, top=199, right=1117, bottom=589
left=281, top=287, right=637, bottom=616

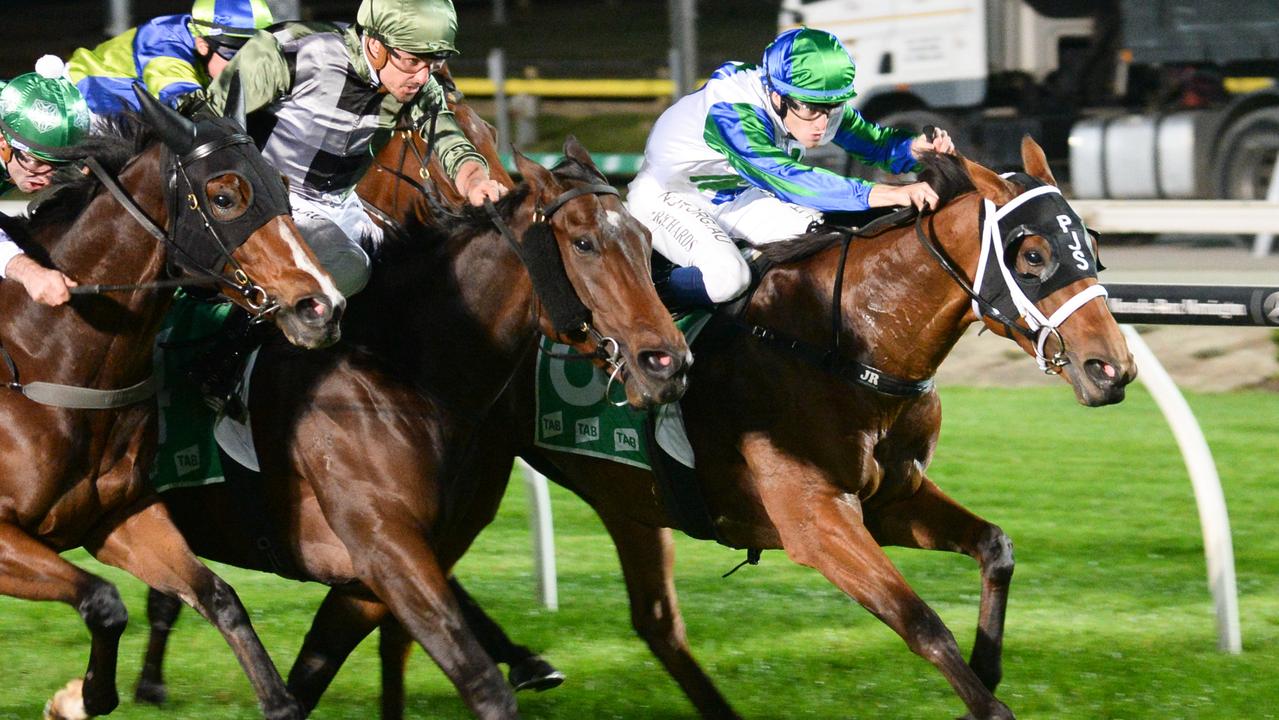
left=127, top=132, right=688, bottom=718
left=249, top=138, right=1137, bottom=719
left=0, top=88, right=342, bottom=720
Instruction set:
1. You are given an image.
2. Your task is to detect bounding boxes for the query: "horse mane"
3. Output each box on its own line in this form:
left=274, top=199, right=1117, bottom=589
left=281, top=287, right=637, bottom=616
left=756, top=151, right=977, bottom=265
left=16, top=114, right=157, bottom=238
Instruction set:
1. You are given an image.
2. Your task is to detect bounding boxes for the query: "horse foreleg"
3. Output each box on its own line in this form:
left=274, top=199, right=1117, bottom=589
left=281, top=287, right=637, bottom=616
left=134, top=588, right=183, bottom=705
left=749, top=453, right=1014, bottom=720
left=284, top=586, right=387, bottom=716
left=0, top=522, right=127, bottom=718
left=378, top=614, right=412, bottom=720
left=86, top=500, right=302, bottom=720
left=596, top=513, right=740, bottom=719
left=865, top=477, right=1014, bottom=692
left=449, top=576, right=565, bottom=692
left=344, top=534, right=517, bottom=719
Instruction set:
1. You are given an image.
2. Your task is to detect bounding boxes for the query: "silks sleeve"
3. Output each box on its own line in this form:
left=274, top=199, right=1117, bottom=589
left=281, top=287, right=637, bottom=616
left=703, top=101, right=880, bottom=212
left=399, top=79, right=487, bottom=181
left=830, top=108, right=919, bottom=175
left=204, top=32, right=291, bottom=116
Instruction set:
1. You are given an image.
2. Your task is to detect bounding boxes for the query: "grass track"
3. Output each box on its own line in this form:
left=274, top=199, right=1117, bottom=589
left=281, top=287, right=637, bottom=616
left=1, top=385, right=1276, bottom=719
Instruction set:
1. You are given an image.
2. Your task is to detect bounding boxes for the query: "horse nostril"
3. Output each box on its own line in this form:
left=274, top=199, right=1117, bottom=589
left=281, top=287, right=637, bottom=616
left=639, top=350, right=681, bottom=379
left=294, top=295, right=332, bottom=327
left=1084, top=358, right=1116, bottom=386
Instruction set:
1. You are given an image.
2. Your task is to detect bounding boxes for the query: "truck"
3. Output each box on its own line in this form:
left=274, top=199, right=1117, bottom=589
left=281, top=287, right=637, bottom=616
left=778, top=0, right=1279, bottom=200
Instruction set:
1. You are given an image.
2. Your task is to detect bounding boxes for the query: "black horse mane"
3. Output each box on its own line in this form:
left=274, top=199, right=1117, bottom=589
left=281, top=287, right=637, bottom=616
left=756, top=152, right=978, bottom=266
left=13, top=114, right=157, bottom=239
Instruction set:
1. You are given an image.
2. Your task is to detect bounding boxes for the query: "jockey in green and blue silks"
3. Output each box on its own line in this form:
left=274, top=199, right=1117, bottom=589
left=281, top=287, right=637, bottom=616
left=627, top=27, right=957, bottom=306
left=67, top=0, right=273, bottom=115
left=0, top=57, right=89, bottom=306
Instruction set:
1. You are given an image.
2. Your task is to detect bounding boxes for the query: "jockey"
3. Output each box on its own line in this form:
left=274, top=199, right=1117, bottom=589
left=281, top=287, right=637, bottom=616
left=202, top=0, right=506, bottom=297
left=0, top=58, right=89, bottom=307
left=628, top=27, right=957, bottom=307
left=67, top=0, right=274, bottom=116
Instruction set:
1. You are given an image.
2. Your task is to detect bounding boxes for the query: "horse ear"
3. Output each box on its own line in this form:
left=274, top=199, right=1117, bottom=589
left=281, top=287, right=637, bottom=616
left=513, top=149, right=556, bottom=194
left=223, top=72, right=248, bottom=131
left=1021, top=135, right=1057, bottom=187
left=562, top=135, right=595, bottom=169
left=133, top=83, right=196, bottom=155
left=962, top=157, right=1017, bottom=205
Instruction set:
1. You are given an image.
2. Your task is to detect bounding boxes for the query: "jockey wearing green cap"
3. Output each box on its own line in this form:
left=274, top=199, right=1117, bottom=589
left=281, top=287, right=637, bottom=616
left=628, top=27, right=956, bottom=307
left=202, top=0, right=504, bottom=297
left=67, top=0, right=274, bottom=115
left=0, top=57, right=89, bottom=306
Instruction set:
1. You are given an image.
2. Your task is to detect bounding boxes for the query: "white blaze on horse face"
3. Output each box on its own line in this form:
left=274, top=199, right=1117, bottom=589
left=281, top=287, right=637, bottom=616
left=604, top=210, right=623, bottom=230
left=283, top=222, right=344, bottom=303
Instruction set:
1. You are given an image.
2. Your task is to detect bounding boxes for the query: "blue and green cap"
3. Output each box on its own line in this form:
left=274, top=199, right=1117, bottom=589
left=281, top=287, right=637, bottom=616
left=190, top=0, right=274, bottom=40
left=762, top=28, right=857, bottom=105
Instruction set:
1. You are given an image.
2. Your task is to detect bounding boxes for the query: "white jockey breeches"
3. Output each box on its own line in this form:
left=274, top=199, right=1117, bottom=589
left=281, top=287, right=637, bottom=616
left=626, top=174, right=821, bottom=302
left=290, top=190, right=384, bottom=298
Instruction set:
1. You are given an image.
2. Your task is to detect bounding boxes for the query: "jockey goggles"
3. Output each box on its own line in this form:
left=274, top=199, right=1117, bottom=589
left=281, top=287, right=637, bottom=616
left=12, top=148, right=67, bottom=174
left=780, top=95, right=843, bottom=122
left=385, top=46, right=453, bottom=74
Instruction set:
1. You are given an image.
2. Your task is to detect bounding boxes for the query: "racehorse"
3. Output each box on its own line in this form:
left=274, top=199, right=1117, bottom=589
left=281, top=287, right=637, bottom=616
left=125, top=128, right=689, bottom=718
left=241, top=138, right=1137, bottom=719
left=0, top=89, right=342, bottom=720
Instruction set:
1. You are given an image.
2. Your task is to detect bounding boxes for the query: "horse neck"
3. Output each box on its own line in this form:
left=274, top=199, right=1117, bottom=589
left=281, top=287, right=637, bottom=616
left=757, top=196, right=984, bottom=381
left=355, top=209, right=538, bottom=410
left=3, top=145, right=173, bottom=388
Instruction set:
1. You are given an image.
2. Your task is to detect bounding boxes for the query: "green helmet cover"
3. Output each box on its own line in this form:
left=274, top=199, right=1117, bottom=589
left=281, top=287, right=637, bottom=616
left=0, top=58, right=90, bottom=162
left=762, top=28, right=857, bottom=105
left=358, top=0, right=458, bottom=55
left=190, top=0, right=274, bottom=40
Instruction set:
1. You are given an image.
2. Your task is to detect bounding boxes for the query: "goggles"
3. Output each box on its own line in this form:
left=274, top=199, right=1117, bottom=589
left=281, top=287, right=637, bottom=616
left=385, top=46, right=453, bottom=75
left=11, top=147, right=67, bottom=175
left=781, top=95, right=843, bottom=122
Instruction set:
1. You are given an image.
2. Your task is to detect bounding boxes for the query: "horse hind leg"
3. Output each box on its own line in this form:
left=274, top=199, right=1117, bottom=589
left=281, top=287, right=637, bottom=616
left=450, top=576, right=565, bottom=692
left=596, top=513, right=741, bottom=719
left=0, top=522, right=127, bottom=718
left=865, top=476, right=1014, bottom=692
left=86, top=501, right=302, bottom=720
left=134, top=588, right=183, bottom=705
left=284, top=587, right=388, bottom=716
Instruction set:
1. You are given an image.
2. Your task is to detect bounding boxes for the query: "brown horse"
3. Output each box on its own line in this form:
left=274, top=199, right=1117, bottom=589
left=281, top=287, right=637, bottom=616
left=257, top=138, right=1137, bottom=719
left=128, top=131, right=688, bottom=718
left=0, top=92, right=341, bottom=720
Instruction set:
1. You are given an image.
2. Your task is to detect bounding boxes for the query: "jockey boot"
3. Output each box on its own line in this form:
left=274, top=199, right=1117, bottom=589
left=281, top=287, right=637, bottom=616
left=187, top=307, right=261, bottom=422
left=654, top=265, right=714, bottom=314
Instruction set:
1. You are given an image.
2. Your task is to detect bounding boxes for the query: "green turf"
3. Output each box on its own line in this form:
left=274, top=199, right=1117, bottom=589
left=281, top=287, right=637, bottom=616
left=2, top=385, right=1276, bottom=718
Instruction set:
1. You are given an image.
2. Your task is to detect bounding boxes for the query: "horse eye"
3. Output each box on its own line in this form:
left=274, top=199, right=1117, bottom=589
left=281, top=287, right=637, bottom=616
left=213, top=193, right=235, bottom=209
left=572, top=236, right=595, bottom=253
left=1024, top=249, right=1044, bottom=265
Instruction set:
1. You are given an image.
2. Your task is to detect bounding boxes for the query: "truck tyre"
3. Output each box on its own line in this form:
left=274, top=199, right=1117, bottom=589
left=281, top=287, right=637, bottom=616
left=1213, top=107, right=1279, bottom=200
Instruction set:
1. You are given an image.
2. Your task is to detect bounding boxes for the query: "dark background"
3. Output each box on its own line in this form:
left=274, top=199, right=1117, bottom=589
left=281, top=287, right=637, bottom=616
left=2, top=0, right=781, bottom=79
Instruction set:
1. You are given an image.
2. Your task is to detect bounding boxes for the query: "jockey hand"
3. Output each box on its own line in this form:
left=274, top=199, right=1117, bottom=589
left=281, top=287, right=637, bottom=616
left=456, top=161, right=508, bottom=206
left=911, top=127, right=956, bottom=156
left=5, top=254, right=77, bottom=306
left=868, top=181, right=940, bottom=212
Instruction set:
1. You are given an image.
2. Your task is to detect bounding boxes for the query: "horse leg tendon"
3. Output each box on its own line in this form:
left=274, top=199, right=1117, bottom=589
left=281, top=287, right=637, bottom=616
left=0, top=522, right=126, bottom=718
left=87, top=500, right=303, bottom=720
left=135, top=588, right=183, bottom=705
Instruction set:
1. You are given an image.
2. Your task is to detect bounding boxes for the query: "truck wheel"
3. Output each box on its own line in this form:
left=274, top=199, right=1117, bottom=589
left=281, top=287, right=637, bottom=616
left=1213, top=107, right=1279, bottom=200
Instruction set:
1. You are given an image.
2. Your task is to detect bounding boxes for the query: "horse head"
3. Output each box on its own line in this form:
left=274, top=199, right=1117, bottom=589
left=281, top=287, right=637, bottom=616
left=134, top=86, right=344, bottom=349
left=960, top=137, right=1135, bottom=406
left=511, top=137, right=690, bottom=408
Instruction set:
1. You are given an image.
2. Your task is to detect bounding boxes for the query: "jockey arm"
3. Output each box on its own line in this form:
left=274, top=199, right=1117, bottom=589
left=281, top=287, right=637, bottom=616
left=0, top=232, right=76, bottom=307
left=203, top=33, right=291, bottom=116
left=704, top=101, right=917, bottom=213
left=397, top=81, right=503, bottom=206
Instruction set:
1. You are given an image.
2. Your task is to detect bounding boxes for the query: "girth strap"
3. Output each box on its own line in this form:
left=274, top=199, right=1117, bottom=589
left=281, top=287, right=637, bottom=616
left=2, top=340, right=157, bottom=408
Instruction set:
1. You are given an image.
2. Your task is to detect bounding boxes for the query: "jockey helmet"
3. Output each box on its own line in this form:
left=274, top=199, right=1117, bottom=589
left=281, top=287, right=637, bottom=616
left=762, top=28, right=857, bottom=105
left=357, top=0, right=459, bottom=56
left=0, top=56, right=90, bottom=163
left=190, top=0, right=274, bottom=41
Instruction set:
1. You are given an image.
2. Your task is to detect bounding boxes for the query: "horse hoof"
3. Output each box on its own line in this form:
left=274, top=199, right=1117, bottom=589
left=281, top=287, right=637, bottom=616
left=134, top=677, right=167, bottom=706
left=508, top=656, right=566, bottom=692
left=43, top=679, right=88, bottom=720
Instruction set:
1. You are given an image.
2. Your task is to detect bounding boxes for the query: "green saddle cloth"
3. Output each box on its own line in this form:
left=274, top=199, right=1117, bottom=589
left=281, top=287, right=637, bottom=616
left=150, top=291, right=233, bottom=493
left=534, top=311, right=709, bottom=470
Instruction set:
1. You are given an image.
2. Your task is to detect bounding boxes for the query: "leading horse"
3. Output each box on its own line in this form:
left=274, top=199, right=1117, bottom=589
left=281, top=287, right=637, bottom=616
left=268, top=138, right=1137, bottom=719
left=128, top=131, right=688, bottom=718
left=0, top=90, right=342, bottom=720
